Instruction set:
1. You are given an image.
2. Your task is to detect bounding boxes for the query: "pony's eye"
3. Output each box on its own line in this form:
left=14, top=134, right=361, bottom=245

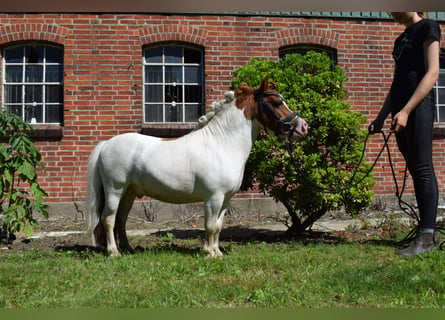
left=271, top=100, right=283, bottom=108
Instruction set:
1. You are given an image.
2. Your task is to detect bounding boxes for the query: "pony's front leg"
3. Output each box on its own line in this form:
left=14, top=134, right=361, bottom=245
left=203, top=197, right=227, bottom=257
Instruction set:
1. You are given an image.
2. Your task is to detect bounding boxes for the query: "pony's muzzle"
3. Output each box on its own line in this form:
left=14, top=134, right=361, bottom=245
left=287, top=117, right=309, bottom=142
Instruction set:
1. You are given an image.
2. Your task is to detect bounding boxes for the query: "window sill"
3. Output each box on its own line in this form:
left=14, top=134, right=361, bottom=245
left=28, top=124, right=64, bottom=141
left=140, top=123, right=196, bottom=138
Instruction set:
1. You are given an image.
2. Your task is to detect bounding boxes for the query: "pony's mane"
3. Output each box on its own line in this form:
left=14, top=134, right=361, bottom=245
left=196, top=91, right=235, bottom=129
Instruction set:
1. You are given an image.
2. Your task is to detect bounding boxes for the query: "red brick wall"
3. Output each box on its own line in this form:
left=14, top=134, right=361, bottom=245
left=0, top=13, right=444, bottom=204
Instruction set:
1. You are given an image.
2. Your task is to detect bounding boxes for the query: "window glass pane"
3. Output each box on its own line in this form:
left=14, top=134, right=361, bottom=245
left=2, top=44, right=64, bottom=125
left=5, top=105, right=22, bottom=117
left=46, top=85, right=64, bottom=103
left=165, top=66, right=182, bottom=83
left=25, top=105, right=43, bottom=123
left=5, top=65, right=23, bottom=82
left=46, top=65, right=63, bottom=82
left=4, top=47, right=24, bottom=63
left=25, top=85, right=43, bottom=103
left=185, top=85, right=202, bottom=102
left=46, top=105, right=63, bottom=123
left=437, top=71, right=445, bottom=86
left=437, top=106, right=445, bottom=122
left=185, top=104, right=202, bottom=122
left=184, top=48, right=201, bottom=63
left=25, top=65, right=43, bottom=82
left=438, top=89, right=445, bottom=104
left=145, top=47, right=163, bottom=63
left=143, top=45, right=203, bottom=123
left=145, top=85, right=163, bottom=102
left=164, top=47, right=182, bottom=63
left=26, top=46, right=44, bottom=63
left=184, top=66, right=201, bottom=83
left=4, top=85, right=22, bottom=103
left=166, top=104, right=183, bottom=122
left=46, top=46, right=63, bottom=63
left=145, top=104, right=163, bottom=122
left=165, top=85, right=182, bottom=103
left=145, top=66, right=163, bottom=83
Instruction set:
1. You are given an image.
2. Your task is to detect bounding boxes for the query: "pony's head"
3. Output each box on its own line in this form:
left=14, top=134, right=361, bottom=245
left=236, top=76, right=308, bottom=142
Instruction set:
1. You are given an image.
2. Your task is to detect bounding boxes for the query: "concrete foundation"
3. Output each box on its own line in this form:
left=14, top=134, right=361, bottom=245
left=38, top=193, right=426, bottom=222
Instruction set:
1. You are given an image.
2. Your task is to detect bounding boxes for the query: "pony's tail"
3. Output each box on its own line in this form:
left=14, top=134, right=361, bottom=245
left=86, top=141, right=107, bottom=249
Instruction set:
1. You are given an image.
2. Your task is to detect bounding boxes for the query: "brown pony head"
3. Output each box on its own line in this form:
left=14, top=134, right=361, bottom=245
left=235, top=76, right=308, bottom=141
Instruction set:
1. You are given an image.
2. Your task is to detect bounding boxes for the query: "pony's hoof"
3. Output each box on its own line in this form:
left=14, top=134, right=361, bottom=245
left=120, top=246, right=135, bottom=254
left=204, top=248, right=224, bottom=258
left=108, top=250, right=121, bottom=257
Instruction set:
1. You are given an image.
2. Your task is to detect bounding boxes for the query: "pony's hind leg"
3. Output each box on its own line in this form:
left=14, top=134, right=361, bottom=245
left=93, top=219, right=107, bottom=250
left=102, top=191, right=123, bottom=257
left=115, top=190, right=135, bottom=254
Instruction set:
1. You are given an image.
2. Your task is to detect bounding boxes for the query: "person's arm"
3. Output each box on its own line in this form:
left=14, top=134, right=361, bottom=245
left=368, top=93, right=392, bottom=134
left=391, top=38, right=440, bottom=132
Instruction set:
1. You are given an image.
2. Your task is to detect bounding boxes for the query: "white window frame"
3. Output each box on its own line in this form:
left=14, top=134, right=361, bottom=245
left=1, top=43, right=64, bottom=125
left=434, top=69, right=445, bottom=123
left=143, top=44, right=204, bottom=123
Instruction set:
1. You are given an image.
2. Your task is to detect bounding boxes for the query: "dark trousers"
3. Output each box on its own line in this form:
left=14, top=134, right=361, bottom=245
left=394, top=92, right=438, bottom=229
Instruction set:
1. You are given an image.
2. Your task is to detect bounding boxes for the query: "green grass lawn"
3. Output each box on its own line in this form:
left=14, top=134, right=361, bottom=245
left=1, top=232, right=445, bottom=308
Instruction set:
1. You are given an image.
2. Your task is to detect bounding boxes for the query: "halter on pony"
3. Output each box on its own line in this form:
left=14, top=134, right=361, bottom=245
left=254, top=89, right=304, bottom=140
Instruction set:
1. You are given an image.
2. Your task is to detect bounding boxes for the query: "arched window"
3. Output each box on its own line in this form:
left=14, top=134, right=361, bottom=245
left=143, top=44, right=204, bottom=123
left=279, top=44, right=338, bottom=70
left=2, top=43, right=64, bottom=125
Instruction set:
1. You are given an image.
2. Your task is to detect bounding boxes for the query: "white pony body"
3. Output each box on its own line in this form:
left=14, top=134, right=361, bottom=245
left=98, top=100, right=253, bottom=204
left=87, top=78, right=308, bottom=257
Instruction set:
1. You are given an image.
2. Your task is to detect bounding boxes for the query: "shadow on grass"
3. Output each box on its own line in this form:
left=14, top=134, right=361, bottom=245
left=53, top=225, right=402, bottom=257
left=155, top=225, right=400, bottom=245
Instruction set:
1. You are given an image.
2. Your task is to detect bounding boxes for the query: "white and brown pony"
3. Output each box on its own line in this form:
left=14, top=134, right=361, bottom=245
left=87, top=77, right=308, bottom=256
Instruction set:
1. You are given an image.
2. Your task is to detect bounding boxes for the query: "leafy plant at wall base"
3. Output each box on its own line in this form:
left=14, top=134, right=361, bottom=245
left=0, top=110, right=48, bottom=242
left=233, top=52, right=375, bottom=235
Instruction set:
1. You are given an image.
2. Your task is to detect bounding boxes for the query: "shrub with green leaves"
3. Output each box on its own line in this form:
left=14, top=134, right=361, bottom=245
left=0, top=110, right=48, bottom=242
left=233, top=52, right=375, bottom=234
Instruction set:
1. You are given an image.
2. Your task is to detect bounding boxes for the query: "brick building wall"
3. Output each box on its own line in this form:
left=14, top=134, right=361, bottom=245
left=1, top=13, right=445, bottom=211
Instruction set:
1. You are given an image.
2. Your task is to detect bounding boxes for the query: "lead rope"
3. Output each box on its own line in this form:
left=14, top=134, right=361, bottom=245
left=285, top=131, right=444, bottom=249
left=382, top=132, right=445, bottom=249
left=284, top=131, right=384, bottom=194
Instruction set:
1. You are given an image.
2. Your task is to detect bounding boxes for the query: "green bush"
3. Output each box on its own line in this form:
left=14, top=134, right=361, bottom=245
left=0, top=110, right=48, bottom=242
left=233, top=52, right=375, bottom=234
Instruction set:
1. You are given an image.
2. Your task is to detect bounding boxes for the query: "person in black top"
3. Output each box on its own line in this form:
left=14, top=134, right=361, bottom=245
left=368, top=12, right=441, bottom=257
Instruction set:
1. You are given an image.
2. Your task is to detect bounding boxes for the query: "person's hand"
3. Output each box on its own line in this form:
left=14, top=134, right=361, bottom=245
left=391, top=110, right=408, bottom=133
left=368, top=119, right=384, bottom=134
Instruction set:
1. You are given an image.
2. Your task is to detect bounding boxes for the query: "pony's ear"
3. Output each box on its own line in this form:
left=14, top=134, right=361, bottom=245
left=236, top=82, right=254, bottom=96
left=268, top=81, right=278, bottom=90
left=258, top=75, right=269, bottom=93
